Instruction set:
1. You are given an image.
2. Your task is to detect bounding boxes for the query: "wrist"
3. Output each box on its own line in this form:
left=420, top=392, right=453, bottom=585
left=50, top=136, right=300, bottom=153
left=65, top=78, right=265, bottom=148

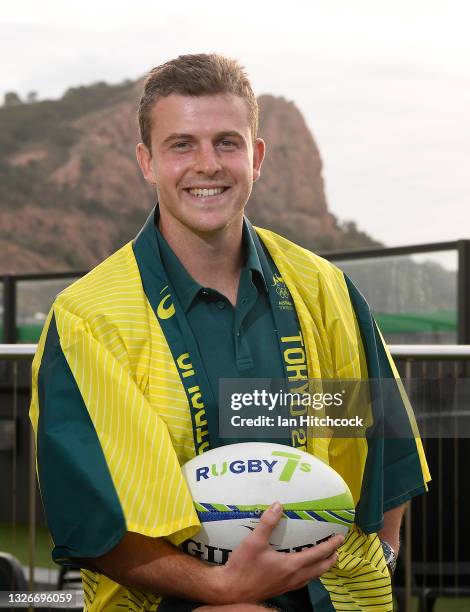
left=203, top=564, right=238, bottom=605
left=384, top=536, right=400, bottom=554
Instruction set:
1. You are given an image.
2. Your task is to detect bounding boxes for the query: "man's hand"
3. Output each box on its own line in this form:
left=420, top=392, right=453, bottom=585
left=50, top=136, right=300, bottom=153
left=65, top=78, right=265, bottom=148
left=211, top=502, right=344, bottom=604
left=81, top=502, right=343, bottom=605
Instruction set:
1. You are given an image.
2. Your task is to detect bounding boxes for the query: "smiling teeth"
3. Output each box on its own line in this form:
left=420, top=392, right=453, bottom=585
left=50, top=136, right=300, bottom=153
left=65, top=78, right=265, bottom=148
left=188, top=187, right=225, bottom=197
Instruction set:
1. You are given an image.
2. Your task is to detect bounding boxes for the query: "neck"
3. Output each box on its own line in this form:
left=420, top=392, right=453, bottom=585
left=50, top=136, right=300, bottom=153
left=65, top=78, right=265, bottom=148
left=159, top=213, right=244, bottom=305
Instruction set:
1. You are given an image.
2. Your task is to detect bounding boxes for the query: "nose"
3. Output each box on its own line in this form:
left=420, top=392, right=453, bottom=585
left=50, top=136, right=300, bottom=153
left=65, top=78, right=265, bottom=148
left=193, top=143, right=222, bottom=176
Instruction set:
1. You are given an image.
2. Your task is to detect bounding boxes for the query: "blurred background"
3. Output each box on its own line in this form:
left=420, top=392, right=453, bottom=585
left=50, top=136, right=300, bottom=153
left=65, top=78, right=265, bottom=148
left=0, top=1, right=469, bottom=610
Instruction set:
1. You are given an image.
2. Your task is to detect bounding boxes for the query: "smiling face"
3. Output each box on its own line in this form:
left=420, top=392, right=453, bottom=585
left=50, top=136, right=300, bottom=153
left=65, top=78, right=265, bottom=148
left=136, top=93, right=265, bottom=240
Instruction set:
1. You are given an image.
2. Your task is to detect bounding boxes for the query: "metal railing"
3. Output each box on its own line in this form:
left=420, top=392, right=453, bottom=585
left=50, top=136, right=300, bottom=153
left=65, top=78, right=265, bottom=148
left=0, top=344, right=38, bottom=359
left=1, top=344, right=470, bottom=612
left=0, top=346, right=38, bottom=593
left=391, top=345, right=470, bottom=359
left=325, top=240, right=469, bottom=345
left=391, top=345, right=470, bottom=611
left=2, top=272, right=87, bottom=344
left=2, top=239, right=470, bottom=344
left=325, top=240, right=470, bottom=345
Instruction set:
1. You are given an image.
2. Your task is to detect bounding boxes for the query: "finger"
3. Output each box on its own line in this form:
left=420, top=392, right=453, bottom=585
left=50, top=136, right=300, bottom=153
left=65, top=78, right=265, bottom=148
left=292, top=552, right=339, bottom=586
left=248, top=502, right=283, bottom=545
left=317, top=534, right=345, bottom=556
left=281, top=555, right=339, bottom=594
left=293, top=534, right=344, bottom=567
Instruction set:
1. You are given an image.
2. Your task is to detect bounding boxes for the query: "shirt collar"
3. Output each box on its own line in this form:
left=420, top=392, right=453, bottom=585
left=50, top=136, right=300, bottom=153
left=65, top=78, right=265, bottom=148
left=242, top=219, right=269, bottom=294
left=155, top=227, right=201, bottom=312
left=155, top=216, right=268, bottom=313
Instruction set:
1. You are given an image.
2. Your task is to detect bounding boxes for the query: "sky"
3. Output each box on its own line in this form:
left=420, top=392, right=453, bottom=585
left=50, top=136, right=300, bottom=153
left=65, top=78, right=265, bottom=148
left=1, top=0, right=469, bottom=254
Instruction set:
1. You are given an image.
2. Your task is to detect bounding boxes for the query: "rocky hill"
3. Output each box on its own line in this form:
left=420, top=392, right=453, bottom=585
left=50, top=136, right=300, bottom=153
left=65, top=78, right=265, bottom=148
left=0, top=79, right=380, bottom=273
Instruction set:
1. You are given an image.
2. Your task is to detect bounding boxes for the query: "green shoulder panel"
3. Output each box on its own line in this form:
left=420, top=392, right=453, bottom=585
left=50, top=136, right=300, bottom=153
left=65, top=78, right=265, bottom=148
left=344, top=275, right=427, bottom=530
left=37, top=313, right=126, bottom=563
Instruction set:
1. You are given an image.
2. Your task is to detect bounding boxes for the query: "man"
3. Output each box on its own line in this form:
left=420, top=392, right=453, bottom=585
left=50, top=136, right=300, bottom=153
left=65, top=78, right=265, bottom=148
left=30, top=54, right=430, bottom=611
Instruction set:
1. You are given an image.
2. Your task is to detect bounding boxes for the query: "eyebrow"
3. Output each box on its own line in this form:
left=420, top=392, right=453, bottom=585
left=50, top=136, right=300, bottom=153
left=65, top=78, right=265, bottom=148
left=162, top=131, right=245, bottom=146
left=215, top=131, right=244, bottom=140
left=162, top=133, right=194, bottom=145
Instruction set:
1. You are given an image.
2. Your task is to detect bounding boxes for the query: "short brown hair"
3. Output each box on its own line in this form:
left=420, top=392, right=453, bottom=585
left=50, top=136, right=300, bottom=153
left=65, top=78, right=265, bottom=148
left=138, top=53, right=258, bottom=151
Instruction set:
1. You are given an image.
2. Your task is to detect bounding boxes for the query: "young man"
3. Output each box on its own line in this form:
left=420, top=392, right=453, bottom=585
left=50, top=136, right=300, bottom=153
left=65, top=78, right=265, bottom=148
left=30, top=54, right=430, bottom=611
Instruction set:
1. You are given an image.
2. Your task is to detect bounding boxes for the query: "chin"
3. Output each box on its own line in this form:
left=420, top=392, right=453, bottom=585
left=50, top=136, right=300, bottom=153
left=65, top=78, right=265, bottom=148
left=185, top=208, right=244, bottom=235
left=185, top=216, right=236, bottom=236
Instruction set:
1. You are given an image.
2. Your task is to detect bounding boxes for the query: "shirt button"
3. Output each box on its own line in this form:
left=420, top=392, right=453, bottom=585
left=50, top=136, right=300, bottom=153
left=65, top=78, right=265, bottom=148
left=236, top=331, right=240, bottom=337
left=217, top=301, right=225, bottom=309
left=241, top=297, right=247, bottom=304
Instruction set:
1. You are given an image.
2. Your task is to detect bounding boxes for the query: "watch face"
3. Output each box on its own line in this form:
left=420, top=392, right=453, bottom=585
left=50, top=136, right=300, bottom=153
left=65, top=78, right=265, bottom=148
left=381, top=541, right=393, bottom=562
left=381, top=540, right=397, bottom=573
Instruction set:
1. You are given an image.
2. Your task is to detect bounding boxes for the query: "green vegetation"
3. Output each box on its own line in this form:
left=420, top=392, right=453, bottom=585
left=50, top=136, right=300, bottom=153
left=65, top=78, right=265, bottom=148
left=0, top=522, right=56, bottom=569
left=0, top=79, right=138, bottom=233
left=376, top=310, right=457, bottom=334
left=17, top=324, right=44, bottom=342
left=337, top=220, right=384, bottom=250
left=0, top=325, right=44, bottom=342
left=0, top=160, right=65, bottom=210
left=392, top=598, right=470, bottom=612
left=434, top=601, right=470, bottom=612
left=0, top=80, right=135, bottom=158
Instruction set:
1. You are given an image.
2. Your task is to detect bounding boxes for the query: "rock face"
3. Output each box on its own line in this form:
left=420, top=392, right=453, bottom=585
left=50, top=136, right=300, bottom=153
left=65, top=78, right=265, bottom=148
left=0, top=81, right=377, bottom=273
left=249, top=95, right=340, bottom=249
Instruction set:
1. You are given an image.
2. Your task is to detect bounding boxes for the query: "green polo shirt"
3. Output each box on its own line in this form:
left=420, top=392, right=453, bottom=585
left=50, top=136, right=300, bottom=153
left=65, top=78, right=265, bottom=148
left=155, top=224, right=314, bottom=612
left=155, top=223, right=286, bottom=394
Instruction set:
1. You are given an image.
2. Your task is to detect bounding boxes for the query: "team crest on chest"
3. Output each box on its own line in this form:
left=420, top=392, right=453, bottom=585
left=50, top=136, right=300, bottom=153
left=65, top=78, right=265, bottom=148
left=272, top=275, right=294, bottom=311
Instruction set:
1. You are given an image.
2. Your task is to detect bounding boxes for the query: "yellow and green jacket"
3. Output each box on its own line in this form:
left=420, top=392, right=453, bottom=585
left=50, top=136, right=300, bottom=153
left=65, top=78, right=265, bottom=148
left=30, top=209, right=430, bottom=611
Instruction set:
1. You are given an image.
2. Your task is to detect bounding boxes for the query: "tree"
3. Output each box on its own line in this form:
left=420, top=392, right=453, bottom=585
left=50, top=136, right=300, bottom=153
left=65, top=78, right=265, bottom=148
left=26, top=91, right=38, bottom=104
left=4, top=92, right=23, bottom=107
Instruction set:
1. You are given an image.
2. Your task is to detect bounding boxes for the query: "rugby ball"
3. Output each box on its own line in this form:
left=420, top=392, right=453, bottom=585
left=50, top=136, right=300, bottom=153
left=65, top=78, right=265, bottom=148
left=181, top=442, right=354, bottom=564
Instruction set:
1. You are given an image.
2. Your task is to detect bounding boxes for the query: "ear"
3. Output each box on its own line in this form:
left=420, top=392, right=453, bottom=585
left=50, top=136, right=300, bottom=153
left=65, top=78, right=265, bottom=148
left=252, top=137, right=266, bottom=183
left=136, top=142, right=157, bottom=185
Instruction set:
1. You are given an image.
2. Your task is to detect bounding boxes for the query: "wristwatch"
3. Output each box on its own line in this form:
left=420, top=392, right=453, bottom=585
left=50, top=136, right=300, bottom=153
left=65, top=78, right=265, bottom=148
left=380, top=540, right=397, bottom=575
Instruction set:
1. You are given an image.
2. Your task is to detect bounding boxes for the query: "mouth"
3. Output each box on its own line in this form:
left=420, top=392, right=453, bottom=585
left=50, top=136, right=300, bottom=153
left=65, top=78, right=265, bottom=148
left=184, top=186, right=230, bottom=198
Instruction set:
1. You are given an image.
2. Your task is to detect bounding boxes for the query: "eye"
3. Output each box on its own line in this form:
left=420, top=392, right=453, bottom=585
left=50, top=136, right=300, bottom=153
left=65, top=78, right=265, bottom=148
left=219, top=139, right=237, bottom=149
left=172, top=141, right=191, bottom=150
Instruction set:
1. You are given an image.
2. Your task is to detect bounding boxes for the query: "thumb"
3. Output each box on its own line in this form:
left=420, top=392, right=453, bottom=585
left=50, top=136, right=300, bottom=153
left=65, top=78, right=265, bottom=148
left=250, top=502, right=283, bottom=544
